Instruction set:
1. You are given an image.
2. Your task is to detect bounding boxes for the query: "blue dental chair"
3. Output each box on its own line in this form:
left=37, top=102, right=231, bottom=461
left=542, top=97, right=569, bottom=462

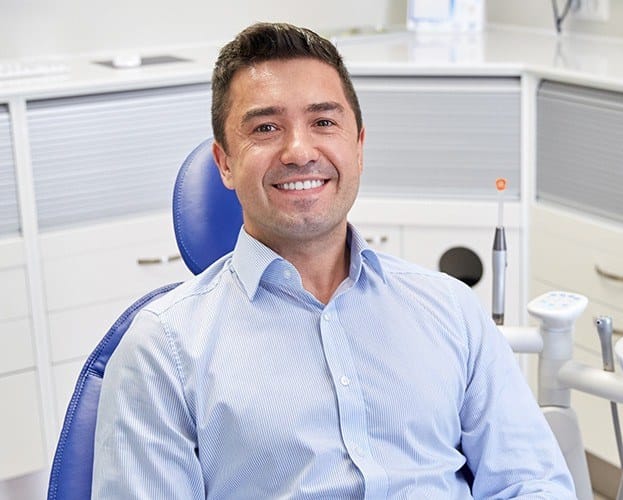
left=46, top=139, right=243, bottom=500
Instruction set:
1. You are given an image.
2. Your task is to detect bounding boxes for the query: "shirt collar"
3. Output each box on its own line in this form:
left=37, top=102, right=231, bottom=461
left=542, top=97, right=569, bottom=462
left=230, top=224, right=386, bottom=301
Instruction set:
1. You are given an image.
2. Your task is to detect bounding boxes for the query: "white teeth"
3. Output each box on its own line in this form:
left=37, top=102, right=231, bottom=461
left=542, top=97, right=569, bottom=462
left=278, top=179, right=325, bottom=191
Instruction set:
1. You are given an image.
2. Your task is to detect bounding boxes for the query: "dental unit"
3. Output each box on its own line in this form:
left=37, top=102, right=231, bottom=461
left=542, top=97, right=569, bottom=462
left=490, top=179, right=623, bottom=500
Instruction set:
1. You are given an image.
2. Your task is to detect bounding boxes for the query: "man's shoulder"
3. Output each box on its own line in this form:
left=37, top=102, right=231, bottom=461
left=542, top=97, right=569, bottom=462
left=375, top=251, right=450, bottom=281
left=373, top=251, right=473, bottom=300
left=141, top=253, right=234, bottom=316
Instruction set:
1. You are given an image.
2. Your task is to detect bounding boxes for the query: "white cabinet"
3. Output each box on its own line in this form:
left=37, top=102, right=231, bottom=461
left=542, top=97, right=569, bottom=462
left=350, top=76, right=524, bottom=324
left=356, top=223, right=403, bottom=256
left=351, top=199, right=524, bottom=325
left=403, top=218, right=522, bottom=326
left=26, top=82, right=212, bottom=433
left=0, top=372, right=46, bottom=480
left=0, top=103, right=45, bottom=481
left=0, top=81, right=213, bottom=480
left=530, top=204, right=623, bottom=465
left=531, top=205, right=623, bottom=355
left=2, top=73, right=526, bottom=484
left=532, top=79, right=623, bottom=466
left=0, top=240, right=45, bottom=481
left=40, top=213, right=193, bottom=428
left=0, top=242, right=34, bottom=373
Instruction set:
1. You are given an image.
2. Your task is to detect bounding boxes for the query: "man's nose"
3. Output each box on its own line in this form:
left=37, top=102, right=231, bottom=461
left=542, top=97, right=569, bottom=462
left=279, top=127, right=319, bottom=167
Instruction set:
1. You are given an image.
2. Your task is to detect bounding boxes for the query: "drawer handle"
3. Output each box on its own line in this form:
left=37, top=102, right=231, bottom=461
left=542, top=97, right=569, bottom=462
left=137, top=254, right=181, bottom=265
left=365, top=235, right=388, bottom=245
left=595, top=264, right=623, bottom=282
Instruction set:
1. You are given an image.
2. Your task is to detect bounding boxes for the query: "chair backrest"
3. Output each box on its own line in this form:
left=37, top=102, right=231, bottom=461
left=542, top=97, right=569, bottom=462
left=47, top=138, right=242, bottom=500
left=173, top=139, right=243, bottom=274
left=47, top=283, right=180, bottom=500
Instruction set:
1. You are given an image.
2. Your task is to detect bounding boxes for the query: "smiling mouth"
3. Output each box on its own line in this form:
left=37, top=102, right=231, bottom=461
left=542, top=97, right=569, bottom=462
left=275, top=179, right=327, bottom=191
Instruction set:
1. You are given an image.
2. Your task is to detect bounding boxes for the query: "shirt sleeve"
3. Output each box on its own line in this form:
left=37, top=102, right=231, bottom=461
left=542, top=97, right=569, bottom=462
left=454, top=281, right=577, bottom=499
left=92, top=309, right=204, bottom=500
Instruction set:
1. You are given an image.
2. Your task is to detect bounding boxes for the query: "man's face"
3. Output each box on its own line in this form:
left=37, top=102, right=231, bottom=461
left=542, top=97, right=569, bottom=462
left=212, top=57, right=365, bottom=249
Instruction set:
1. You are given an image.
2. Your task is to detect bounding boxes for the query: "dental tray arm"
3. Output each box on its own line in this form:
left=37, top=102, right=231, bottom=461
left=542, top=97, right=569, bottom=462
left=498, top=325, right=543, bottom=353
left=558, top=360, right=623, bottom=404
left=498, top=324, right=623, bottom=402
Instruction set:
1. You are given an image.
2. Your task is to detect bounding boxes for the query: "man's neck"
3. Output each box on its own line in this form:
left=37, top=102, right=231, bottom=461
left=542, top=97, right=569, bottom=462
left=289, top=243, right=350, bottom=305
left=268, top=228, right=351, bottom=305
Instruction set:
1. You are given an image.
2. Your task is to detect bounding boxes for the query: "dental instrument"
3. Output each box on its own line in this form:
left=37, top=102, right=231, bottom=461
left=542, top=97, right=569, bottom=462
left=488, top=184, right=623, bottom=499
left=492, top=177, right=507, bottom=325
left=595, top=316, right=623, bottom=469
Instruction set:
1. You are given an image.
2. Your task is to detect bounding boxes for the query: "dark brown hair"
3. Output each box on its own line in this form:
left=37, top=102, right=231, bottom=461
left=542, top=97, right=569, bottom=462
left=211, top=22, right=362, bottom=152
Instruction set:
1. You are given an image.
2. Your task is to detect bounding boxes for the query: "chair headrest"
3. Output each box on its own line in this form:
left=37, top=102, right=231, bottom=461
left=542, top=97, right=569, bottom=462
left=172, top=139, right=243, bottom=275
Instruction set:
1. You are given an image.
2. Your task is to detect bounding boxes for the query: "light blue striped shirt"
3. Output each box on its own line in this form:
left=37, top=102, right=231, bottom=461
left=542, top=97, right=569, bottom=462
left=93, top=225, right=575, bottom=499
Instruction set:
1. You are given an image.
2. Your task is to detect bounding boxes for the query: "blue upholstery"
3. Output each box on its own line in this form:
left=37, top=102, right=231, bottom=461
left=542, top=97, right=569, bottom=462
left=47, top=283, right=180, bottom=500
left=173, top=139, right=243, bottom=275
left=47, top=139, right=242, bottom=499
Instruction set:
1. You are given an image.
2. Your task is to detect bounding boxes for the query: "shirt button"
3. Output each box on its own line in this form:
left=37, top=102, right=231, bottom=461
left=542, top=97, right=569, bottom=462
left=323, top=313, right=331, bottom=321
left=283, top=269, right=292, bottom=279
left=354, top=445, right=365, bottom=457
left=340, top=375, right=350, bottom=386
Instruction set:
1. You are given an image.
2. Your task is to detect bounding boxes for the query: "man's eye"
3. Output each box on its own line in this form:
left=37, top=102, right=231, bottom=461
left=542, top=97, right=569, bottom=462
left=316, top=119, right=334, bottom=127
left=255, top=124, right=277, bottom=133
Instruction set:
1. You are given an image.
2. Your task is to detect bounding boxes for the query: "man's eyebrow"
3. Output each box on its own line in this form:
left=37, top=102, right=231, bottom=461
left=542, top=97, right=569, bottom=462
left=241, top=102, right=345, bottom=124
left=307, top=101, right=345, bottom=114
left=242, top=106, right=285, bottom=124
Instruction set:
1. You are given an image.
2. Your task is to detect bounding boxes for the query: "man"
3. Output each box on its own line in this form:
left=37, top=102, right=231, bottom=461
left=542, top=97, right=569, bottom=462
left=92, top=22, right=576, bottom=499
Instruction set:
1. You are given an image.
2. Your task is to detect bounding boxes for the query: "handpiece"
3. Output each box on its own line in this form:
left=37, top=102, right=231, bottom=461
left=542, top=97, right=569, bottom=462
left=595, top=316, right=623, bottom=470
left=492, top=178, right=507, bottom=325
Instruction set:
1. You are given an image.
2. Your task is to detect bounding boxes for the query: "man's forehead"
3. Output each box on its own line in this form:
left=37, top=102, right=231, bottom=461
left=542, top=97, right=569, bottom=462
left=230, top=60, right=346, bottom=104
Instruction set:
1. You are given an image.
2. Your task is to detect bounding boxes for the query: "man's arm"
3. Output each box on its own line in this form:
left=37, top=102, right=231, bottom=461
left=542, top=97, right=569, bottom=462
left=92, top=310, right=204, bottom=499
left=455, top=283, right=577, bottom=499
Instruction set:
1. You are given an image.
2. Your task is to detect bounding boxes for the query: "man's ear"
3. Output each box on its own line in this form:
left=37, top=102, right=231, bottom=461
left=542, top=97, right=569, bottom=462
left=357, top=126, right=365, bottom=173
left=212, top=141, right=235, bottom=190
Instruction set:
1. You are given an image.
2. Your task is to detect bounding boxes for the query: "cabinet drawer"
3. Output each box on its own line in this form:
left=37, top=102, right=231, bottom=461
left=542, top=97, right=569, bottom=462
left=0, top=371, right=46, bottom=480
left=403, top=224, right=522, bottom=327
left=43, top=238, right=188, bottom=311
left=53, top=359, right=85, bottom=431
left=531, top=204, right=623, bottom=312
left=42, top=214, right=192, bottom=362
left=49, top=297, right=143, bottom=363
left=0, top=266, right=34, bottom=375
left=0, top=318, right=35, bottom=374
left=0, top=267, right=30, bottom=321
left=355, top=224, right=402, bottom=257
left=41, top=214, right=192, bottom=312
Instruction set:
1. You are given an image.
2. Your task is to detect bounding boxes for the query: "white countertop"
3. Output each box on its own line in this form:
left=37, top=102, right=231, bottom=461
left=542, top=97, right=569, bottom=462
left=2, top=25, right=623, bottom=101
left=337, top=26, right=623, bottom=91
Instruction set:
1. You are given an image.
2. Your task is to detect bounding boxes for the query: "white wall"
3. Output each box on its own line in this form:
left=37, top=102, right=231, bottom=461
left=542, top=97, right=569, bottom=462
left=487, top=0, right=623, bottom=39
left=0, top=0, right=408, bottom=59
left=4, top=0, right=622, bottom=61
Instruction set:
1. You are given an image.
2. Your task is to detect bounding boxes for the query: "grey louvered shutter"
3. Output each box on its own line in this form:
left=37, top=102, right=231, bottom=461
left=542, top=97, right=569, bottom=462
left=27, top=83, right=211, bottom=230
left=0, top=105, right=20, bottom=236
left=354, top=77, right=520, bottom=199
left=537, top=80, right=623, bottom=222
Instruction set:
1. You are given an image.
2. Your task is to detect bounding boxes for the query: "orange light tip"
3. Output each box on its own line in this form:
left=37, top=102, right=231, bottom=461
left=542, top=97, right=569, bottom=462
left=495, top=177, right=507, bottom=192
